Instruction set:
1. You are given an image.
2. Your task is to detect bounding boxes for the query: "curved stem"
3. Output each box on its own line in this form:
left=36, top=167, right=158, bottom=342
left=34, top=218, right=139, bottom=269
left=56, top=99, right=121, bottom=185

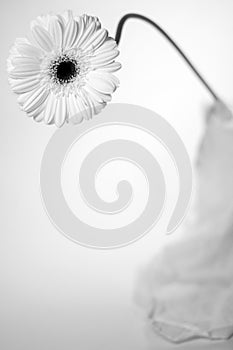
left=115, top=13, right=220, bottom=101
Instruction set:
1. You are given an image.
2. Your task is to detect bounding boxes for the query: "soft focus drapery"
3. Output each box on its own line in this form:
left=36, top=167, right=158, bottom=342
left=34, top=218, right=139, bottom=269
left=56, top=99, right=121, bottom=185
left=136, top=102, right=233, bottom=343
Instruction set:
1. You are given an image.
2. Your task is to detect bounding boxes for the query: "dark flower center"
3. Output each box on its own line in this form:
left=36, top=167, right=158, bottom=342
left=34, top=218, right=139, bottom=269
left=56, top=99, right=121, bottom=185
left=49, top=55, right=80, bottom=85
left=56, top=61, right=77, bottom=83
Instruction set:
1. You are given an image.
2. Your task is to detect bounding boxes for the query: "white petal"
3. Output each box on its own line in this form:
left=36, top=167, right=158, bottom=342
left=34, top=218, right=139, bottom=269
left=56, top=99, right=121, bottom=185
left=7, top=56, right=14, bottom=71
left=87, top=71, right=119, bottom=94
left=93, top=17, right=101, bottom=30
left=48, top=16, right=63, bottom=49
left=90, top=49, right=119, bottom=67
left=76, top=21, right=97, bottom=48
left=54, top=96, right=67, bottom=127
left=43, top=93, right=58, bottom=124
left=34, top=110, right=45, bottom=122
left=11, top=77, right=40, bottom=94
left=12, top=63, right=40, bottom=72
left=67, top=94, right=83, bottom=124
left=63, top=17, right=78, bottom=50
left=11, top=56, right=41, bottom=66
left=81, top=28, right=108, bottom=52
left=27, top=100, right=46, bottom=120
left=15, top=37, right=29, bottom=45
left=56, top=14, right=66, bottom=28
left=72, top=16, right=84, bottom=47
left=94, top=38, right=117, bottom=54
left=9, top=70, right=40, bottom=79
left=95, top=61, right=122, bottom=73
left=31, top=25, right=54, bottom=52
left=17, top=89, right=36, bottom=106
left=82, top=14, right=90, bottom=26
left=16, top=42, right=43, bottom=58
left=80, top=89, right=104, bottom=115
left=84, top=84, right=112, bottom=103
left=62, top=9, right=73, bottom=24
left=93, top=71, right=120, bottom=87
left=78, top=91, right=93, bottom=120
left=9, top=64, right=40, bottom=79
left=9, top=64, right=40, bottom=78
left=22, top=85, right=49, bottom=113
left=104, top=72, right=120, bottom=87
left=77, top=95, right=92, bottom=120
left=83, top=29, right=108, bottom=50
left=31, top=14, right=51, bottom=30
left=69, top=94, right=91, bottom=121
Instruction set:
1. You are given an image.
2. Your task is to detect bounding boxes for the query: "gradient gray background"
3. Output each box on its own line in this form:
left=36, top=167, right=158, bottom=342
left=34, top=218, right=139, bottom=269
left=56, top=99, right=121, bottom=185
left=1, top=0, right=233, bottom=349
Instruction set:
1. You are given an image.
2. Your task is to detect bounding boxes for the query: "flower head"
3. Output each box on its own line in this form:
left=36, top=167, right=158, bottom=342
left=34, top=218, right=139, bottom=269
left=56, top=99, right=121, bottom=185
left=7, top=11, right=121, bottom=127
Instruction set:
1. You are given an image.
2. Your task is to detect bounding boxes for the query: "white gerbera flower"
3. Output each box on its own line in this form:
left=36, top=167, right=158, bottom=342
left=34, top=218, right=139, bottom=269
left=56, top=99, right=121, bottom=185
left=7, top=10, right=121, bottom=127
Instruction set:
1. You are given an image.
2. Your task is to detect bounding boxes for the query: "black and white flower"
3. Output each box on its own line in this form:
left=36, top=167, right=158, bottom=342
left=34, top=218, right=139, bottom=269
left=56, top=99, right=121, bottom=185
left=7, top=11, right=121, bottom=127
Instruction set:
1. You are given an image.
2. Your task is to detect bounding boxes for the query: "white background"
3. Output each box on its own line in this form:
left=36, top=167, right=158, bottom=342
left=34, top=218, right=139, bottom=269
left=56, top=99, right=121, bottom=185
left=1, top=0, right=233, bottom=349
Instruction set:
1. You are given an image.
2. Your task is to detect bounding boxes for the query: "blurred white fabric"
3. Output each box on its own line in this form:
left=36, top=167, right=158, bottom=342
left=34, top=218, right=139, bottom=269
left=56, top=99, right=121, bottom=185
left=135, top=102, right=233, bottom=343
